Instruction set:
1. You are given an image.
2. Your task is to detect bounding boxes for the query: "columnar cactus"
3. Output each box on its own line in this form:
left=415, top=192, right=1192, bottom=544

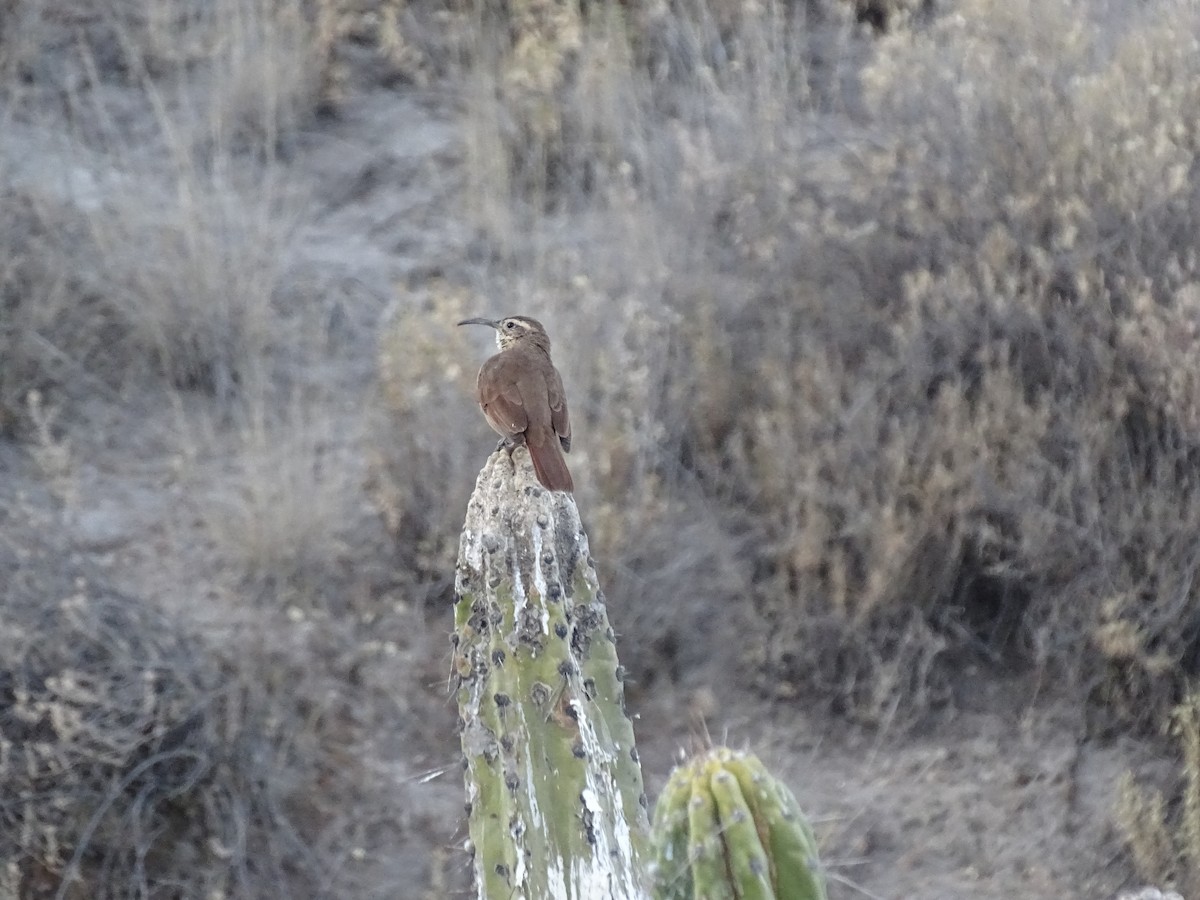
left=452, top=449, right=650, bottom=899
left=649, top=747, right=827, bottom=900
left=453, top=451, right=827, bottom=899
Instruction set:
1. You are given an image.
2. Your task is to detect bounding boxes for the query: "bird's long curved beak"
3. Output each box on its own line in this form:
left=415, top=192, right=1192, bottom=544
left=457, top=317, right=499, bottom=329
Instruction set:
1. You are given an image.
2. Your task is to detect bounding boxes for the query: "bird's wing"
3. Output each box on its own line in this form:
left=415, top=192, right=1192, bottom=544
left=478, top=357, right=528, bottom=435
left=512, top=366, right=555, bottom=446
left=546, top=366, right=571, bottom=452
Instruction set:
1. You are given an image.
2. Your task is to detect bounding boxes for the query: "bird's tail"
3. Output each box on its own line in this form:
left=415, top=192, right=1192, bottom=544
left=526, top=429, right=574, bottom=493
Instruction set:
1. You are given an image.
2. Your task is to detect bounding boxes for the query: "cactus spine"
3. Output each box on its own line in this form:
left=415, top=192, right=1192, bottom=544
left=453, top=450, right=650, bottom=899
left=649, top=747, right=827, bottom=900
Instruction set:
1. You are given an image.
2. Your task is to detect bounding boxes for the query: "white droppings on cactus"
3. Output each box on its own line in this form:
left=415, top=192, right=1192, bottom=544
left=460, top=718, right=495, bottom=760
left=574, top=703, right=643, bottom=899
left=504, top=697, right=643, bottom=900
left=580, top=787, right=600, bottom=814
left=514, top=763, right=532, bottom=889
left=460, top=526, right=483, bottom=582
left=521, top=702, right=623, bottom=898
left=510, top=542, right=527, bottom=607
left=572, top=701, right=613, bottom=761
left=529, top=527, right=550, bottom=635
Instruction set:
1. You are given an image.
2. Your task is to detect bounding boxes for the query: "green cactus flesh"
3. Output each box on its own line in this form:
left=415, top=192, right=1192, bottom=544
left=453, top=452, right=649, bottom=899
left=650, top=748, right=827, bottom=900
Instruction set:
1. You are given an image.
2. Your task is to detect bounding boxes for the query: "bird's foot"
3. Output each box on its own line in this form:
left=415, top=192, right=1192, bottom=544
left=496, top=436, right=524, bottom=456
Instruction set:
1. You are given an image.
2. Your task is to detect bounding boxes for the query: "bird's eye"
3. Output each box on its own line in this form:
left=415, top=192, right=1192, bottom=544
left=505, top=321, right=516, bottom=329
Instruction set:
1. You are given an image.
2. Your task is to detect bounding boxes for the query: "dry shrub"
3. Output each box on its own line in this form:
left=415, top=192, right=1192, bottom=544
left=0, top=486, right=432, bottom=899
left=738, top=256, right=1200, bottom=724
left=438, top=0, right=1200, bottom=725
left=0, top=580, right=340, bottom=899
left=833, top=0, right=1200, bottom=726
left=312, top=0, right=433, bottom=105
left=0, top=2, right=464, bottom=896
left=1, top=0, right=448, bottom=411
left=196, top=0, right=324, bottom=152
left=3, top=0, right=323, bottom=147
left=1117, top=770, right=1177, bottom=896
left=461, top=0, right=841, bottom=220
left=716, top=0, right=1200, bottom=725
left=0, top=1, right=50, bottom=87
left=844, top=0, right=931, bottom=31
left=83, top=168, right=297, bottom=404
left=21, top=0, right=420, bottom=135
left=1116, top=692, right=1200, bottom=896
left=860, top=0, right=1200, bottom=299
left=0, top=187, right=115, bottom=435
left=107, top=0, right=439, bottom=121
left=459, top=0, right=585, bottom=213
left=198, top=400, right=361, bottom=598
left=0, top=0, right=315, bottom=412
left=370, top=282, right=485, bottom=578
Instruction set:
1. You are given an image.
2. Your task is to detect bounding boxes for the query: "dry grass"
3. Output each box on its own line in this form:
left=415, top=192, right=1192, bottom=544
left=86, top=170, right=296, bottom=404
left=370, top=281, right=484, bottom=576
left=0, top=188, right=107, bottom=434
left=0, top=567, right=331, bottom=898
left=199, top=399, right=360, bottom=598
left=0, top=0, right=434, bottom=420
left=0, top=565, right=443, bottom=899
left=0, top=7, right=303, bottom=418
left=1116, top=692, right=1200, bottom=896
left=1, top=4, right=457, bottom=897
left=406, top=0, right=1200, bottom=729
left=8, top=0, right=1200, bottom=894
left=0, top=469, right=449, bottom=898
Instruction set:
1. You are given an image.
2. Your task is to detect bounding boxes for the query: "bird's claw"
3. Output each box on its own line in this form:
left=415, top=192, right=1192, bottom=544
left=496, top=436, right=524, bottom=456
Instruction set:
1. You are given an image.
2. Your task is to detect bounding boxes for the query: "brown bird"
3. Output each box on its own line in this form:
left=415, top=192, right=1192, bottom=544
left=458, top=315, right=574, bottom=492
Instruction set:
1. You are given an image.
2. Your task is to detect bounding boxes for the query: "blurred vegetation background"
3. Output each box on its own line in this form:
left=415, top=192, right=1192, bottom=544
left=4, top=0, right=1200, bottom=896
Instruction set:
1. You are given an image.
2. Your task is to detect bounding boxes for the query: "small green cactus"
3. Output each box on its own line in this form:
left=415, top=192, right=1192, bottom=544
left=649, top=747, right=827, bottom=900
